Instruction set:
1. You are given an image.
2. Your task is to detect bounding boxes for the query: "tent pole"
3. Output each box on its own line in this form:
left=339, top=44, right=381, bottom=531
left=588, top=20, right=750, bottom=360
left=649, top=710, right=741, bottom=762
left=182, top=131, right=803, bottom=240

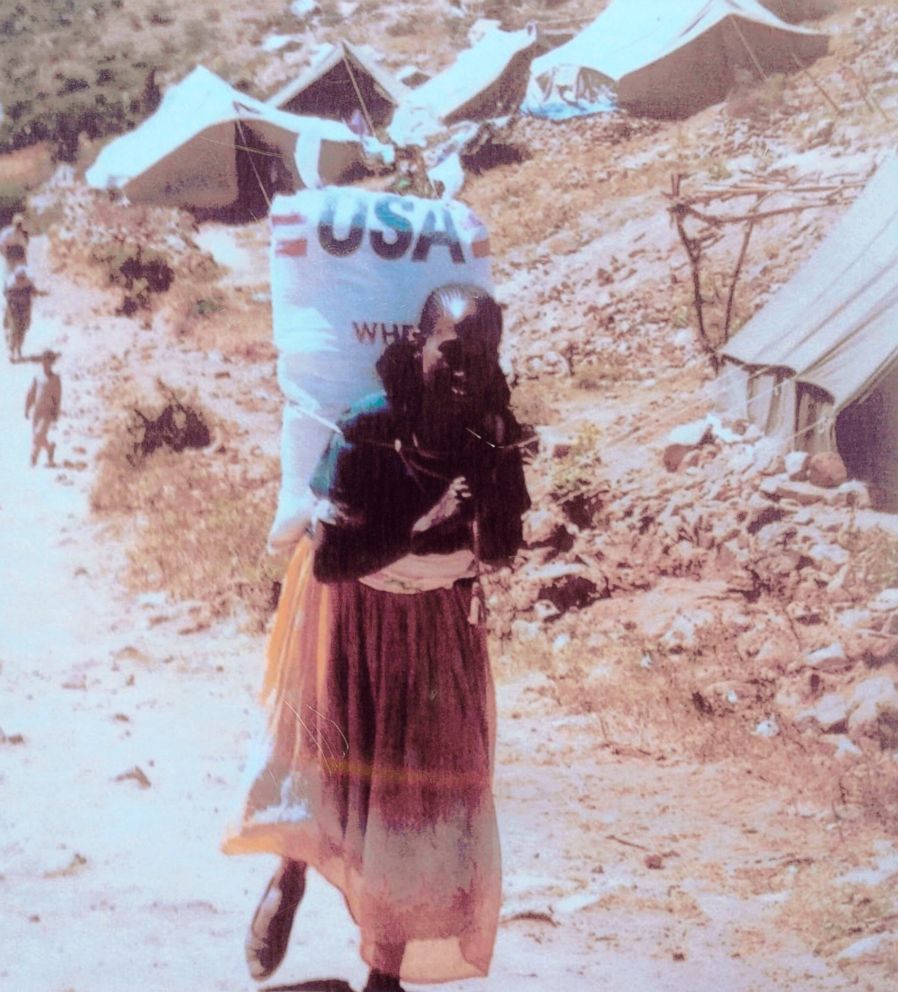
left=791, top=54, right=842, bottom=116
left=344, top=57, right=377, bottom=137
left=234, top=117, right=272, bottom=213
left=728, top=15, right=767, bottom=83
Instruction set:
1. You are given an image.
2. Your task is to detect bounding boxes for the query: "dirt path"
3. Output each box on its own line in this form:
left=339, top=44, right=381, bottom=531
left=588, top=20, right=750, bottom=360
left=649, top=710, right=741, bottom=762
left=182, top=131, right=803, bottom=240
left=2, top=230, right=895, bottom=992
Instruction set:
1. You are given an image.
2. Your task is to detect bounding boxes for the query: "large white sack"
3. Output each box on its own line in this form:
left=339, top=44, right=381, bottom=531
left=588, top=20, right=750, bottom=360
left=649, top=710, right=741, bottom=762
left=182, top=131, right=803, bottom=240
left=269, top=187, right=493, bottom=552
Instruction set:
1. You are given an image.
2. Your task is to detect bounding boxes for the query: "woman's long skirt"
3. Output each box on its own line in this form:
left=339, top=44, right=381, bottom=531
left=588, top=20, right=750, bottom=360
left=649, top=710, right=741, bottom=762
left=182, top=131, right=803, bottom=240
left=223, top=538, right=500, bottom=983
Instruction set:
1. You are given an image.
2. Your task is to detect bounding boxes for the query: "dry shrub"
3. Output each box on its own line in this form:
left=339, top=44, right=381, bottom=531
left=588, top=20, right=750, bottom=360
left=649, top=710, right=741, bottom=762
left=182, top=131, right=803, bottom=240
left=92, top=388, right=280, bottom=629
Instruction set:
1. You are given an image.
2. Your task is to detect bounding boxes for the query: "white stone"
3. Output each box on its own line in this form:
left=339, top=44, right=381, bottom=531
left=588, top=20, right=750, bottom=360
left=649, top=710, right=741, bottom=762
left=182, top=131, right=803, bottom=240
left=832, top=735, right=862, bottom=758
left=262, top=34, right=300, bottom=52
left=836, top=608, right=873, bottom=631
left=835, top=479, right=871, bottom=508
left=869, top=588, right=898, bottom=612
left=552, top=633, right=571, bottom=653
left=802, top=692, right=850, bottom=730
left=727, top=447, right=756, bottom=474
left=754, top=717, right=779, bottom=737
left=658, top=608, right=715, bottom=654
left=705, top=413, right=741, bottom=444
left=848, top=676, right=898, bottom=732
left=837, top=934, right=887, bottom=961
left=807, top=543, right=849, bottom=569
left=511, top=620, right=541, bottom=642
left=533, top=600, right=561, bottom=622
left=784, top=450, right=809, bottom=480
left=665, top=418, right=711, bottom=448
left=806, top=643, right=849, bottom=673
left=468, top=18, right=502, bottom=44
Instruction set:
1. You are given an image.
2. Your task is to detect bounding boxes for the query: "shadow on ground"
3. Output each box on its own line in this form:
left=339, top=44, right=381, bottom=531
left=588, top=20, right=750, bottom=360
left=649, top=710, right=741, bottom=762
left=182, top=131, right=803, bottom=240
left=266, top=980, right=355, bottom=992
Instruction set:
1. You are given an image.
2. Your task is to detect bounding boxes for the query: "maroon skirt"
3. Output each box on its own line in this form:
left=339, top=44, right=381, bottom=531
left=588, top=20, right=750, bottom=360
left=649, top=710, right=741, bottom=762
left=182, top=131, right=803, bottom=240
left=224, top=538, right=501, bottom=983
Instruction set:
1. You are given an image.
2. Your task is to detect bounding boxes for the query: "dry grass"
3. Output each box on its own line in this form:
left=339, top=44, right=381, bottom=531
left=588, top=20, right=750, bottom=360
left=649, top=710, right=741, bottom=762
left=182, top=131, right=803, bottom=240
left=91, top=387, right=281, bottom=630
left=777, top=861, right=898, bottom=964
left=495, top=612, right=898, bottom=832
left=160, top=282, right=276, bottom=362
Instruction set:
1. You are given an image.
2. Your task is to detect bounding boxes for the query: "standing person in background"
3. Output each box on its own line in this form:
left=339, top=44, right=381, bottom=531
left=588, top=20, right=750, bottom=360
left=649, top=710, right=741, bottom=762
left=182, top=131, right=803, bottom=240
left=0, top=213, right=29, bottom=283
left=25, top=349, right=62, bottom=468
left=225, top=283, right=530, bottom=992
left=4, top=264, right=43, bottom=362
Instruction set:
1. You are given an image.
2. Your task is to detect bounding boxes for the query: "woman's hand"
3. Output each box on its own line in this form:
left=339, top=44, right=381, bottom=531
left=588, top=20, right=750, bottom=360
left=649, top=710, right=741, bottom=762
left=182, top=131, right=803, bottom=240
left=412, top=476, right=471, bottom=534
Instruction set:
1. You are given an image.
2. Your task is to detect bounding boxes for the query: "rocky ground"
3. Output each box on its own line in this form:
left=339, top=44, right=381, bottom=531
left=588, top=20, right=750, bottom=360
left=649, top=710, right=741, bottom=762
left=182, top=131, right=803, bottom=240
left=2, top=2, right=898, bottom=991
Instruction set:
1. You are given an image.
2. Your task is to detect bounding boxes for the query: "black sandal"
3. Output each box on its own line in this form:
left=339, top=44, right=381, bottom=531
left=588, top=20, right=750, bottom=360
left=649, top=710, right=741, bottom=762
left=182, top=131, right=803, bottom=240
left=245, top=858, right=307, bottom=981
left=363, top=968, right=405, bottom=992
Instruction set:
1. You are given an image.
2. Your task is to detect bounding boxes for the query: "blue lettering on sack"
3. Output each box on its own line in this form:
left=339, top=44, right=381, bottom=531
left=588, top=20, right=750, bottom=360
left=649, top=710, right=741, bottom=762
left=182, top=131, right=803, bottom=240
left=318, top=196, right=466, bottom=262
left=370, top=197, right=414, bottom=259
left=412, top=207, right=464, bottom=263
left=318, top=198, right=366, bottom=256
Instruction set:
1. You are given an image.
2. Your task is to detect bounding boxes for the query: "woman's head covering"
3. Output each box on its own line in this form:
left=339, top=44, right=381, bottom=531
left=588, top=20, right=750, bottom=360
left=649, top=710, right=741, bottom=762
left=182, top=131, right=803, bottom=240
left=417, top=283, right=502, bottom=352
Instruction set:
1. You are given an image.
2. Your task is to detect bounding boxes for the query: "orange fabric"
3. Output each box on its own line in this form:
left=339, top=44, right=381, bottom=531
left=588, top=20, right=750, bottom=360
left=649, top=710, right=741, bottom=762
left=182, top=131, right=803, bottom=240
left=223, top=536, right=500, bottom=984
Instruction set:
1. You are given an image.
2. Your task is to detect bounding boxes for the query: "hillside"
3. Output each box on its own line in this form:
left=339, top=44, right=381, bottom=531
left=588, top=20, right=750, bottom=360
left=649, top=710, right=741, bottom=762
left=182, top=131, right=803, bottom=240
left=2, top=2, right=898, bottom=991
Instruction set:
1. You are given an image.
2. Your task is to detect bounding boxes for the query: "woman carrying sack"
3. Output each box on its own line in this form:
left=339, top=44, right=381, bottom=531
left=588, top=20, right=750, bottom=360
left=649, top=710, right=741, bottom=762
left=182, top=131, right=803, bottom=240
left=224, top=283, right=530, bottom=991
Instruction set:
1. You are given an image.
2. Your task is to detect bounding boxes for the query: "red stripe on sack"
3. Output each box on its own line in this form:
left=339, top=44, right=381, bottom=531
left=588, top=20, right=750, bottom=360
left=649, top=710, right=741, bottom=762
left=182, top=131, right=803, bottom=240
left=276, top=239, right=308, bottom=257
left=472, top=238, right=490, bottom=258
left=271, top=213, right=307, bottom=226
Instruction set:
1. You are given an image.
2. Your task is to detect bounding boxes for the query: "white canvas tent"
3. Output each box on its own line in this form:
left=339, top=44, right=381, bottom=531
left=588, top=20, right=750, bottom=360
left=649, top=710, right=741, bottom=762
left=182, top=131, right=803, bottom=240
left=267, top=41, right=411, bottom=130
left=389, top=25, right=539, bottom=146
left=719, top=157, right=898, bottom=504
left=524, top=0, right=828, bottom=120
left=86, top=66, right=366, bottom=211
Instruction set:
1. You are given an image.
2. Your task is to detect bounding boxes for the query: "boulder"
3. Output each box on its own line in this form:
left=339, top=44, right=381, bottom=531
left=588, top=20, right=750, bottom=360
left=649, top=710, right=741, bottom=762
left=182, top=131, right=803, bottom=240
left=807, top=451, right=848, bottom=488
